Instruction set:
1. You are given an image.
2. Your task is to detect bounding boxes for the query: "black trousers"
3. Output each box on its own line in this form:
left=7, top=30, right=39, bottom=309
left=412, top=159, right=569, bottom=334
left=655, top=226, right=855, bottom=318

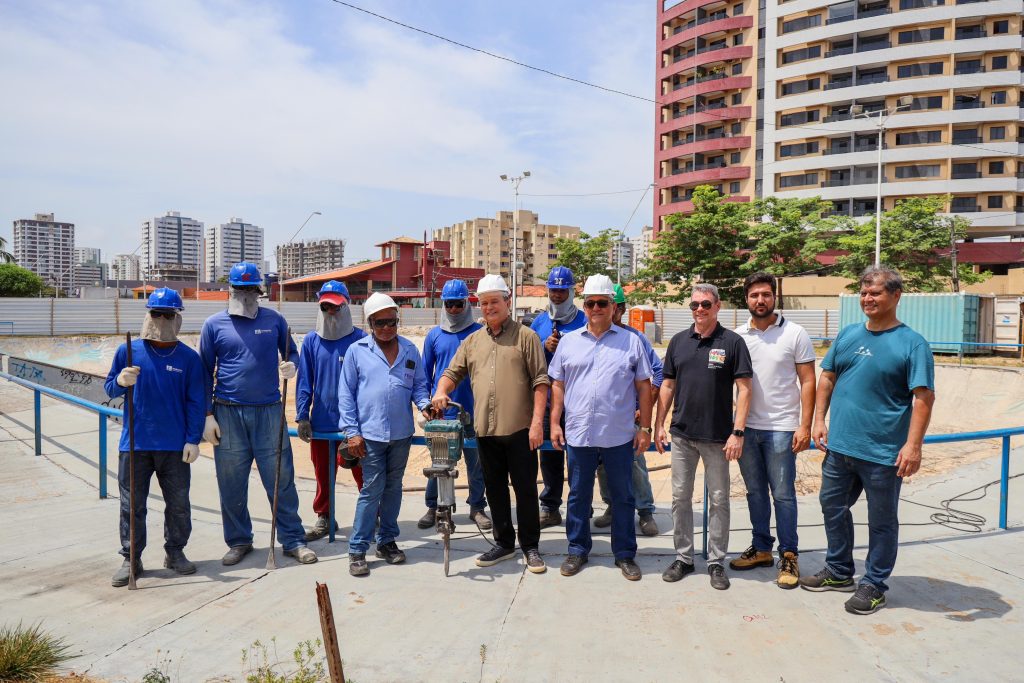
left=539, top=411, right=566, bottom=511
left=118, top=450, right=192, bottom=559
left=476, top=429, right=541, bottom=552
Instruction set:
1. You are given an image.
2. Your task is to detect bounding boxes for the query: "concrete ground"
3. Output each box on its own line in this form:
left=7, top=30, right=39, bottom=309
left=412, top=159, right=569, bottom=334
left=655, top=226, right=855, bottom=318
left=2, top=385, right=1024, bottom=682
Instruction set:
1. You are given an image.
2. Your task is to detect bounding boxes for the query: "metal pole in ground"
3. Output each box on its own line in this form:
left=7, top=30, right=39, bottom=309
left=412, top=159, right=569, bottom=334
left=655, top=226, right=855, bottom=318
left=315, top=582, right=346, bottom=683
left=1000, top=435, right=1010, bottom=530
left=125, top=332, right=138, bottom=590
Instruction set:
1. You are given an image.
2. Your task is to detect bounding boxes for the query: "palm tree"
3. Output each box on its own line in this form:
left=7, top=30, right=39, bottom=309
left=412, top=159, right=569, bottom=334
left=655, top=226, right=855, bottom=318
left=0, top=237, right=14, bottom=264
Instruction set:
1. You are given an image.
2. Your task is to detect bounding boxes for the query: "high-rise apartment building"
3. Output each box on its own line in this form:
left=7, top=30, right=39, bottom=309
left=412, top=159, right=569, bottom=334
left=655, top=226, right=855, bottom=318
left=276, top=238, right=346, bottom=279
left=142, top=211, right=203, bottom=279
left=110, top=254, right=141, bottom=281
left=630, top=225, right=656, bottom=273
left=73, top=246, right=104, bottom=288
left=12, top=213, right=75, bottom=289
left=205, top=218, right=264, bottom=281
left=433, top=211, right=581, bottom=285
left=764, top=1, right=1023, bottom=236
left=74, top=247, right=101, bottom=265
left=609, top=240, right=636, bottom=281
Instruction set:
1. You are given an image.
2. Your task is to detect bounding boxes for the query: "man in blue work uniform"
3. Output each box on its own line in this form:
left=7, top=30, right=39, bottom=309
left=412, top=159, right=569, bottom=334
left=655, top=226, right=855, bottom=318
left=105, top=287, right=205, bottom=587
left=417, top=279, right=491, bottom=532
left=295, top=280, right=367, bottom=541
left=530, top=265, right=586, bottom=528
left=200, top=262, right=316, bottom=566
left=340, top=292, right=432, bottom=577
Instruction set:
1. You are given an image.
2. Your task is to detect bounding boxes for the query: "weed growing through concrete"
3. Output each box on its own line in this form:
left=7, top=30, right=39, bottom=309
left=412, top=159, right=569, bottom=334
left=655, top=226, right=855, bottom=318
left=0, top=622, right=73, bottom=682
left=241, top=637, right=329, bottom=683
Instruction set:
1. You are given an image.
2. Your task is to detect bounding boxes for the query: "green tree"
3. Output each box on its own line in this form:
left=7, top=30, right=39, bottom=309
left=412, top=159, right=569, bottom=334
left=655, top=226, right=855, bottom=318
left=0, top=237, right=14, bottom=264
left=552, top=228, right=622, bottom=282
left=0, top=264, right=45, bottom=297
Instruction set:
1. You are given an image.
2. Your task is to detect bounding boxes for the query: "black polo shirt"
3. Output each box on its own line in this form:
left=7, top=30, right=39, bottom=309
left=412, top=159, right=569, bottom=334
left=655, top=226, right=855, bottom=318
left=663, top=322, right=753, bottom=442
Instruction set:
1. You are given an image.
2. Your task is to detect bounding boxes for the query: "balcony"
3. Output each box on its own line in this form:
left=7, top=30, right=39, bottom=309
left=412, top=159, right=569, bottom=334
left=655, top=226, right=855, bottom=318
left=859, top=6, right=892, bottom=18
left=826, top=15, right=854, bottom=25
left=825, top=80, right=854, bottom=90
left=951, top=170, right=982, bottom=179
left=953, top=101, right=985, bottom=110
left=951, top=203, right=982, bottom=213
left=825, top=46, right=855, bottom=58
left=954, top=64, right=985, bottom=75
left=824, top=112, right=853, bottom=123
left=858, top=73, right=889, bottom=86
left=955, top=29, right=987, bottom=40
left=821, top=179, right=852, bottom=187
left=824, top=142, right=884, bottom=155
left=953, top=135, right=983, bottom=144
left=857, top=40, right=891, bottom=52
left=1017, top=170, right=1024, bottom=179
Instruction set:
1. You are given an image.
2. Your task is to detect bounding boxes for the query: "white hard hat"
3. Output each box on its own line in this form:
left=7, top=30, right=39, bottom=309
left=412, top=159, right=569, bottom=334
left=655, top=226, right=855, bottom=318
left=476, top=274, right=510, bottom=296
left=364, top=292, right=398, bottom=320
left=582, top=274, right=616, bottom=298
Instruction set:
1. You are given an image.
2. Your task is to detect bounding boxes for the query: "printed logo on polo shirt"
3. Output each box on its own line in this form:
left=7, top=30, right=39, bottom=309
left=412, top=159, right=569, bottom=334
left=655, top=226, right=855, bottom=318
left=708, top=348, right=726, bottom=369
left=252, top=329, right=273, bottom=335
left=166, top=364, right=183, bottom=373
left=854, top=345, right=873, bottom=357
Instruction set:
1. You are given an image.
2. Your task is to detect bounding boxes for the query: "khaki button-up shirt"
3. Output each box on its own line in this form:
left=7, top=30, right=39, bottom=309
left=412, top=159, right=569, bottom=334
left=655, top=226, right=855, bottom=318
left=442, top=316, right=549, bottom=437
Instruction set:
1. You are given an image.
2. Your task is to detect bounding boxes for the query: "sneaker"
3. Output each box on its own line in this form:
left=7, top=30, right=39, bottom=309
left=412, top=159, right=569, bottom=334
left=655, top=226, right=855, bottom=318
left=469, top=508, right=493, bottom=531
left=221, top=544, right=253, bottom=566
left=708, top=563, right=731, bottom=590
left=845, top=583, right=887, bottom=615
left=638, top=513, right=659, bottom=537
left=476, top=546, right=516, bottom=567
left=111, top=558, right=143, bottom=587
left=729, top=545, right=774, bottom=571
left=800, top=566, right=856, bottom=592
left=524, top=549, right=546, bottom=574
left=615, top=558, right=642, bottom=581
left=593, top=507, right=613, bottom=528
left=304, top=516, right=335, bottom=541
left=163, top=549, right=196, bottom=575
left=560, top=554, right=588, bottom=577
left=661, top=559, right=695, bottom=583
left=777, top=551, right=799, bottom=589
left=374, top=541, right=406, bottom=565
left=539, top=509, right=562, bottom=528
left=284, top=545, right=318, bottom=564
left=349, top=553, right=369, bottom=577
left=417, top=508, right=438, bottom=529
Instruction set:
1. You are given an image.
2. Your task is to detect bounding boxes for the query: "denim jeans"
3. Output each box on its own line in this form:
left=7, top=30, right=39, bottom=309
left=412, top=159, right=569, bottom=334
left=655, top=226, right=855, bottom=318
left=671, top=436, right=731, bottom=565
left=597, top=452, right=656, bottom=516
left=425, top=425, right=487, bottom=512
left=819, top=449, right=902, bottom=592
left=567, top=442, right=637, bottom=560
left=738, top=428, right=798, bottom=554
left=118, top=450, right=191, bottom=559
left=349, top=437, right=412, bottom=555
left=212, top=402, right=306, bottom=552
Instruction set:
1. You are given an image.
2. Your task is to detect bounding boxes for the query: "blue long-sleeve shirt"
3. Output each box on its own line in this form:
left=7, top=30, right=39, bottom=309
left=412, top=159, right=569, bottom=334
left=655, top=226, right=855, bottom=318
left=295, top=328, right=368, bottom=432
left=104, top=340, right=206, bottom=452
left=422, top=323, right=481, bottom=420
left=199, top=308, right=299, bottom=412
left=338, top=335, right=431, bottom=442
left=530, top=309, right=586, bottom=363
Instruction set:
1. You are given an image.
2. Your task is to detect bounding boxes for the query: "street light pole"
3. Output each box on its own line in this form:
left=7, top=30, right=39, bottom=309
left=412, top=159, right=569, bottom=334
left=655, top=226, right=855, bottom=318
left=499, top=172, right=530, bottom=316
left=278, top=210, right=322, bottom=310
left=195, top=238, right=202, bottom=300
left=851, top=96, right=913, bottom=267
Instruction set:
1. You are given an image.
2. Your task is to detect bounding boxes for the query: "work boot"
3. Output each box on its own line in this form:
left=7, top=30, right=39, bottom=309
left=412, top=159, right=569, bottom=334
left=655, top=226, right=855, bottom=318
left=560, top=554, right=588, bottom=577
left=304, top=516, right=335, bottom=541
left=349, top=553, right=369, bottom=577
left=375, top=541, right=406, bottom=565
left=638, top=512, right=659, bottom=537
left=221, top=544, right=253, bottom=566
left=615, top=558, right=642, bottom=582
left=284, top=545, right=318, bottom=564
left=469, top=508, right=493, bottom=531
left=539, top=509, right=562, bottom=528
left=709, top=563, right=731, bottom=590
left=111, top=558, right=143, bottom=588
left=593, top=507, right=613, bottom=528
left=416, top=508, right=438, bottom=529
left=163, top=549, right=196, bottom=575
left=729, top=545, right=774, bottom=571
left=777, top=551, right=800, bottom=590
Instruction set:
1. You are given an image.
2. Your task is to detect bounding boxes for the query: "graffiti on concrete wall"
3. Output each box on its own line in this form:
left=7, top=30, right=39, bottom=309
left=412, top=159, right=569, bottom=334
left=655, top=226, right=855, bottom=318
left=7, top=355, right=124, bottom=424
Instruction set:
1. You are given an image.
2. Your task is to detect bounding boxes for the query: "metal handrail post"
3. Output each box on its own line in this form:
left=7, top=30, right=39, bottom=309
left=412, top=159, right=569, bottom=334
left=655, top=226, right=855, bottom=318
left=33, top=389, right=41, bottom=456
left=1000, top=435, right=1010, bottom=529
left=328, top=439, right=337, bottom=543
left=98, top=413, right=108, bottom=499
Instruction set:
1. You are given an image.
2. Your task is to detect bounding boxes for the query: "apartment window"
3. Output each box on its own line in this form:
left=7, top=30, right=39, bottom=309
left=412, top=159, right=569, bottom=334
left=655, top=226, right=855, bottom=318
left=781, top=14, right=822, bottom=33
left=731, top=122, right=742, bottom=134
left=989, top=161, right=1005, bottom=174
left=899, top=0, right=943, bottom=8
left=779, top=141, right=820, bottom=157
left=993, top=20, right=1009, bottom=35
left=781, top=78, right=820, bottom=96
left=898, top=27, right=944, bottom=44
left=953, top=128, right=981, bottom=143
left=992, top=91, right=1008, bottom=105
left=828, top=1, right=855, bottom=22
left=953, top=163, right=979, bottom=178
left=733, top=33, right=744, bottom=46
left=895, top=164, right=940, bottom=178
left=780, top=110, right=820, bottom=127
left=780, top=173, right=818, bottom=188
left=755, top=149, right=764, bottom=161
left=897, top=61, right=943, bottom=78
left=477, top=250, right=483, bottom=256
left=733, top=3, right=743, bottom=14
left=955, top=59, right=984, bottom=75
left=910, top=95, right=943, bottom=110
left=989, top=196, right=1004, bottom=209
left=730, top=152, right=741, bottom=163
left=895, top=130, right=942, bottom=145
left=730, top=182, right=741, bottom=193
left=732, top=62, right=743, bottom=75
left=782, top=45, right=821, bottom=64
left=990, top=126, right=1006, bottom=140
left=992, top=55, right=1009, bottom=70
left=732, top=93, right=743, bottom=105
left=758, top=28, right=765, bottom=39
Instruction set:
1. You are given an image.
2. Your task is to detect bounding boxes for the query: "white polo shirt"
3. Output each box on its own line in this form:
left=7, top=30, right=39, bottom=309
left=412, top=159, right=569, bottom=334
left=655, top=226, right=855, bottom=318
left=736, top=315, right=816, bottom=431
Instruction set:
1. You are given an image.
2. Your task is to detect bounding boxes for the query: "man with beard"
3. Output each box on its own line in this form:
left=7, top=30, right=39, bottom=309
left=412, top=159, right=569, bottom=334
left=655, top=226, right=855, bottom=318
left=295, top=280, right=368, bottom=541
left=730, top=272, right=816, bottom=589
left=200, top=262, right=315, bottom=566
left=417, top=279, right=491, bottom=532
left=340, top=293, right=432, bottom=577
left=104, top=287, right=205, bottom=586
left=530, top=266, right=586, bottom=528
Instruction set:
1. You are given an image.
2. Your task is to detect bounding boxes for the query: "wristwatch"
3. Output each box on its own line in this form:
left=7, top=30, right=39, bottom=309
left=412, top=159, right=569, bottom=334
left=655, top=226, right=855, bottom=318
left=639, top=426, right=653, bottom=435
left=732, top=429, right=745, bottom=437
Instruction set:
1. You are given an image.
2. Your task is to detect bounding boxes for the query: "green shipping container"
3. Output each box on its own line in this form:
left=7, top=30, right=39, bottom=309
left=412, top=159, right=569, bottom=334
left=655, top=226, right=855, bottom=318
left=838, top=293, right=994, bottom=354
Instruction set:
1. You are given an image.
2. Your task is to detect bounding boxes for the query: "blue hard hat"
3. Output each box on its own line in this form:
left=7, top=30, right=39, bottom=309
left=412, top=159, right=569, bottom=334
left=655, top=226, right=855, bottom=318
left=146, top=287, right=184, bottom=311
left=441, top=279, right=470, bottom=300
left=317, top=280, right=350, bottom=304
left=228, top=261, right=263, bottom=286
left=546, top=266, right=575, bottom=289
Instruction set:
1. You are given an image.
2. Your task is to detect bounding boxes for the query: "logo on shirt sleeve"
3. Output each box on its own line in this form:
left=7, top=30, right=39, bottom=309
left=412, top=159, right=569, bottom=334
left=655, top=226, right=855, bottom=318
left=709, top=348, right=726, bottom=369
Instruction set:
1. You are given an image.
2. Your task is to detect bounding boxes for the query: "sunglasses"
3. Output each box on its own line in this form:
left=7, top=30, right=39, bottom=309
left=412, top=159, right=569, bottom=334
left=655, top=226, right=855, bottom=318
left=443, top=300, right=466, bottom=310
left=149, top=310, right=176, bottom=319
left=319, top=303, right=341, bottom=312
left=371, top=318, right=399, bottom=329
left=689, top=300, right=714, bottom=311
left=583, top=299, right=611, bottom=310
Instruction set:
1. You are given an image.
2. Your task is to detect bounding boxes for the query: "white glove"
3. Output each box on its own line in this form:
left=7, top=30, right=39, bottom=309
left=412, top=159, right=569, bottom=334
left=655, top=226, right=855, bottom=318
left=116, top=366, right=140, bottom=387
left=182, top=443, right=200, bottom=464
left=204, top=414, right=221, bottom=445
left=297, top=420, right=313, bottom=443
left=279, top=361, right=297, bottom=379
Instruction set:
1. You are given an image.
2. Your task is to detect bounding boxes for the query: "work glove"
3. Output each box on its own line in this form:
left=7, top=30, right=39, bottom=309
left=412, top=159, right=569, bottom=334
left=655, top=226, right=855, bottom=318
left=297, top=420, right=313, bottom=443
left=116, top=366, right=141, bottom=387
left=182, top=443, right=200, bottom=464
left=279, top=361, right=296, bottom=380
left=204, top=414, right=221, bottom=445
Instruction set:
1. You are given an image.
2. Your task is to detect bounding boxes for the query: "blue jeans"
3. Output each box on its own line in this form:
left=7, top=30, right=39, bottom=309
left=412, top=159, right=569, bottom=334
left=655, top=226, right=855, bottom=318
left=213, top=402, right=306, bottom=551
left=566, top=442, right=637, bottom=560
left=597, top=452, right=656, bottom=516
left=819, top=449, right=902, bottom=592
left=425, top=425, right=487, bottom=511
left=118, top=450, right=191, bottom=559
left=738, top=428, right=798, bottom=554
left=349, top=437, right=411, bottom=555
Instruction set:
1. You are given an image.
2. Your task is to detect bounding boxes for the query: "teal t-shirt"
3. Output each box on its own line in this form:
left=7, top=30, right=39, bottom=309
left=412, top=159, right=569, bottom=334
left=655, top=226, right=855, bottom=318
left=821, top=322, right=934, bottom=465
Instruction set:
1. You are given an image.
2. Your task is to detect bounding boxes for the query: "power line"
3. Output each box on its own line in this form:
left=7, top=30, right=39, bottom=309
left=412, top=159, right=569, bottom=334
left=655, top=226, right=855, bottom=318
left=521, top=187, right=654, bottom=197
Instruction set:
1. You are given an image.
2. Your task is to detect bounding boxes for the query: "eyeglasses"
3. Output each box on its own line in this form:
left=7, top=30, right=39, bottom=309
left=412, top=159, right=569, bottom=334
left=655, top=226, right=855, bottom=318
left=443, top=300, right=466, bottom=310
left=149, top=310, right=176, bottom=319
left=583, top=299, right=611, bottom=310
left=371, top=318, right=399, bottom=329
left=689, top=300, right=714, bottom=311
left=319, top=303, right=341, bottom=312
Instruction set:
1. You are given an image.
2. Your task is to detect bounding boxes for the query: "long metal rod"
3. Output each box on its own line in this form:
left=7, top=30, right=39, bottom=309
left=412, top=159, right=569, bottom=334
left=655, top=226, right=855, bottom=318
left=125, top=333, right=138, bottom=590
left=98, top=412, right=107, bottom=499
left=33, top=389, right=41, bottom=455
left=1001, top=435, right=1011, bottom=529
left=267, top=327, right=292, bottom=569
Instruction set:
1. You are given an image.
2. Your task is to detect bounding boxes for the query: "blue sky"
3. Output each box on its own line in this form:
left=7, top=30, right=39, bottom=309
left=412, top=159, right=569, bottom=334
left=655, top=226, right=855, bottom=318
left=0, top=0, right=655, bottom=265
